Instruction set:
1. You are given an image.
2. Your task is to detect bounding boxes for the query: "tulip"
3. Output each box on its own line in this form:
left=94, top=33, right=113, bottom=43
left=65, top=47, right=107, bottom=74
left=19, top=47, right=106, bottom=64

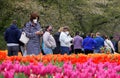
left=55, top=73, right=62, bottom=78
left=23, top=66, right=31, bottom=76
left=2, top=69, right=15, bottom=78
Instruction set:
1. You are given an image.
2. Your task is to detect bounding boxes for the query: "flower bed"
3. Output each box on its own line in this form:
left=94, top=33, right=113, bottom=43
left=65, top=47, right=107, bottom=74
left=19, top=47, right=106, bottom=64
left=0, top=60, right=120, bottom=78
left=0, top=50, right=120, bottom=78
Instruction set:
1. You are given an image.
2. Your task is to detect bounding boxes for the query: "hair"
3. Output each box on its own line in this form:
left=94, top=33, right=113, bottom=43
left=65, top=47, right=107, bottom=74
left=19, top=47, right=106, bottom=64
left=45, top=25, right=52, bottom=31
left=75, top=31, right=79, bottom=35
left=91, top=33, right=95, bottom=38
left=104, top=35, right=109, bottom=39
left=12, top=20, right=17, bottom=24
left=45, top=26, right=50, bottom=31
left=58, top=27, right=64, bottom=32
left=63, top=26, right=69, bottom=32
left=30, top=12, right=39, bottom=22
left=87, top=33, right=91, bottom=37
left=96, top=32, right=100, bottom=36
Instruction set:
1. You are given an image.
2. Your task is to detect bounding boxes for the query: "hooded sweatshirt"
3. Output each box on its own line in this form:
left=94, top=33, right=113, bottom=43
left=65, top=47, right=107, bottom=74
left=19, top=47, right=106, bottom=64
left=4, top=24, right=21, bottom=44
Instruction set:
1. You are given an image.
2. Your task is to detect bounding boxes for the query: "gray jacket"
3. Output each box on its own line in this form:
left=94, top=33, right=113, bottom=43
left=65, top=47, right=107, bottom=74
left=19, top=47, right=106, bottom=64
left=43, top=32, right=56, bottom=49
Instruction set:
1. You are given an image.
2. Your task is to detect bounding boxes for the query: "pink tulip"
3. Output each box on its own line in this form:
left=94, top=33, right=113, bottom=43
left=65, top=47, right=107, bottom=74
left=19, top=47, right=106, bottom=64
left=2, top=69, right=15, bottom=78
left=55, top=73, right=62, bottom=78
left=23, top=66, right=31, bottom=76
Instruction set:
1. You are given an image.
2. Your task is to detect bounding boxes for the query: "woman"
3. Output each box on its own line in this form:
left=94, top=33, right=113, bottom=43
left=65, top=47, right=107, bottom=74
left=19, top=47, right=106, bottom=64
left=73, top=31, right=83, bottom=54
left=59, top=26, right=73, bottom=55
left=104, top=35, right=115, bottom=54
left=24, top=12, right=43, bottom=55
left=43, top=25, right=56, bottom=54
left=53, top=27, right=63, bottom=54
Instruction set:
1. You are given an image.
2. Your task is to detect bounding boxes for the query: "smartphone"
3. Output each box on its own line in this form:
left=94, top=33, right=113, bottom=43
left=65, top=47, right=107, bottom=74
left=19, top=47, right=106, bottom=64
left=39, top=29, right=43, bottom=32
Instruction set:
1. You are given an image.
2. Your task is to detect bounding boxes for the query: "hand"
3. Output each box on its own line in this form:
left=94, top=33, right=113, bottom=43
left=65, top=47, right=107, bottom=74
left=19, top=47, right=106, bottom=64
left=35, top=31, right=40, bottom=35
left=35, top=31, right=43, bottom=35
left=40, top=31, right=43, bottom=35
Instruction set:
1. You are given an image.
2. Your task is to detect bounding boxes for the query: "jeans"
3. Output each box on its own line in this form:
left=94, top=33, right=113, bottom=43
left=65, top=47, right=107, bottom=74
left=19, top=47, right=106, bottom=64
left=74, top=49, right=82, bottom=54
left=61, top=46, right=70, bottom=55
left=43, top=47, right=53, bottom=55
left=7, top=46, right=19, bottom=56
left=94, top=49, right=100, bottom=53
left=84, top=49, right=93, bottom=55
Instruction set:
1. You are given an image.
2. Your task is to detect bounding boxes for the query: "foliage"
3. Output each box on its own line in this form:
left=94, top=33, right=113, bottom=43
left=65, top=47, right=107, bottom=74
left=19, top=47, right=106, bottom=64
left=0, top=0, right=120, bottom=49
left=0, top=51, right=120, bottom=77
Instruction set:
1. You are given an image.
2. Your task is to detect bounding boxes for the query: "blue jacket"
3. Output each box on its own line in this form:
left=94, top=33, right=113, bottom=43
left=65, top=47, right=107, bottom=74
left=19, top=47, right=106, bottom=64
left=4, top=24, right=21, bottom=43
left=94, top=36, right=104, bottom=50
left=82, top=36, right=96, bottom=50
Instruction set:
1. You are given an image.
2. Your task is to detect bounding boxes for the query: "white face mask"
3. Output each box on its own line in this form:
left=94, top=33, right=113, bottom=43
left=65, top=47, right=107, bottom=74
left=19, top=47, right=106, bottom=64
left=66, top=31, right=69, bottom=35
left=33, top=19, right=37, bottom=24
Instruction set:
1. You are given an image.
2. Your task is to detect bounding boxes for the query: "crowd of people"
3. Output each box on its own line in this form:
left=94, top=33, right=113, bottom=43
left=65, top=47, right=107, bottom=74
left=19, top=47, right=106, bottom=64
left=4, top=12, right=120, bottom=56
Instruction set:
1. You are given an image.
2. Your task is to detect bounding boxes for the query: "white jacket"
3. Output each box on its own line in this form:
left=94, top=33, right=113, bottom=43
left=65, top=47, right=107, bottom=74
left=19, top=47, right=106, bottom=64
left=104, top=39, right=115, bottom=52
left=59, top=32, right=73, bottom=47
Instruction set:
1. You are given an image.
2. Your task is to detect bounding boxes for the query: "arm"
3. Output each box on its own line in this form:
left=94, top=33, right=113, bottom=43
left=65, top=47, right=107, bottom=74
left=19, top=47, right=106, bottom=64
left=60, top=34, right=73, bottom=44
left=82, top=39, right=85, bottom=47
left=4, top=29, right=8, bottom=42
left=93, top=39, right=97, bottom=48
left=104, top=41, right=107, bottom=47
left=109, top=41, right=115, bottom=51
left=43, top=32, right=51, bottom=48
left=24, top=23, right=36, bottom=38
left=16, top=29, right=22, bottom=40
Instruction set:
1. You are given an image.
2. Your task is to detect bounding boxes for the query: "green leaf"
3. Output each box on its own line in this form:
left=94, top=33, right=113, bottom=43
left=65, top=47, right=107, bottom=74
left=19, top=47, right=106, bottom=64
left=48, top=74, right=52, bottom=78
left=14, top=73, right=27, bottom=78
left=0, top=74, right=4, bottom=78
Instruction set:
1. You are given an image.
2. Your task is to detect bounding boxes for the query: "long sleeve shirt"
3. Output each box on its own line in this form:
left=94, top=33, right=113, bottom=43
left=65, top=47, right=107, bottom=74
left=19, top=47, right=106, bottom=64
left=43, top=31, right=56, bottom=49
left=73, top=35, right=83, bottom=49
left=59, top=32, right=73, bottom=47
left=104, top=39, right=115, bottom=52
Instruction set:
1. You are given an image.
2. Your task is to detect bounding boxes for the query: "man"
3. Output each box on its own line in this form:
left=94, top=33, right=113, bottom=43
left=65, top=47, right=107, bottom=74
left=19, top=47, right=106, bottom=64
left=94, top=32, right=104, bottom=53
left=4, top=20, right=21, bottom=56
left=82, top=33, right=96, bottom=54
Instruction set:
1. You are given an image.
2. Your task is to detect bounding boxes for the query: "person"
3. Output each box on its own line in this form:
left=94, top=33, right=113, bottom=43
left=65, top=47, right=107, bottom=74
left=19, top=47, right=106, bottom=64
left=4, top=20, right=21, bottom=56
left=82, top=33, right=96, bottom=54
left=118, top=38, right=120, bottom=53
left=24, top=12, right=43, bottom=55
left=19, top=23, right=28, bottom=56
left=73, top=31, right=83, bottom=54
left=59, top=26, right=73, bottom=55
left=94, top=32, right=104, bottom=53
left=110, top=36, right=117, bottom=52
left=43, top=25, right=56, bottom=54
left=40, top=33, right=45, bottom=55
left=104, top=35, right=115, bottom=54
left=91, top=33, right=95, bottom=38
left=53, top=27, right=63, bottom=54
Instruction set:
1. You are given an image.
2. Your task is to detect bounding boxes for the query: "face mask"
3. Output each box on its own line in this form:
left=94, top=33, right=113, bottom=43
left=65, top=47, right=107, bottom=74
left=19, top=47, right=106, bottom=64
left=49, top=29, right=53, bottom=32
left=33, top=19, right=37, bottom=24
left=66, top=31, right=69, bottom=35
